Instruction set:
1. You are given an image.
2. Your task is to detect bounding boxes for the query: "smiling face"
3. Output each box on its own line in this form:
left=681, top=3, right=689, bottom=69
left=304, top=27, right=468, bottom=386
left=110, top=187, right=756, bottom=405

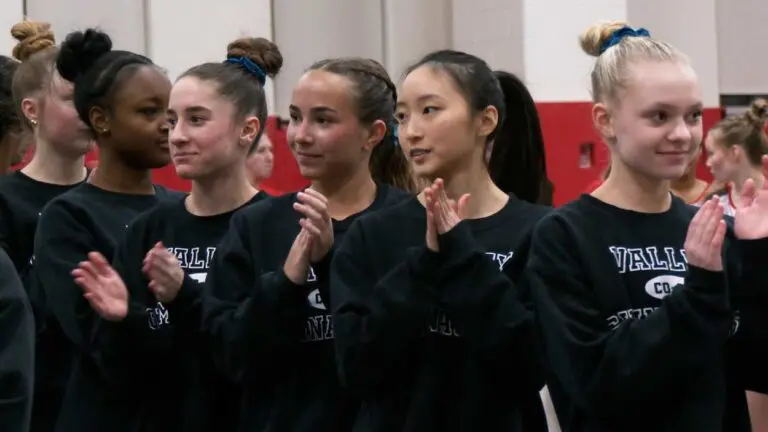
left=287, top=70, right=373, bottom=181
left=168, top=76, right=257, bottom=179
left=395, top=65, right=490, bottom=180
left=596, top=59, right=704, bottom=181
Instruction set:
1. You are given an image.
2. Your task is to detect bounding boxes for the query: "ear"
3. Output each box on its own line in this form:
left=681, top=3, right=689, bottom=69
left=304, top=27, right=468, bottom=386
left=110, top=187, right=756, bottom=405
left=89, top=105, right=111, bottom=137
left=21, top=98, right=38, bottom=126
left=239, top=116, right=261, bottom=149
left=729, top=144, right=745, bottom=162
left=364, top=119, right=387, bottom=151
left=592, top=102, right=615, bottom=142
left=476, top=105, right=498, bottom=139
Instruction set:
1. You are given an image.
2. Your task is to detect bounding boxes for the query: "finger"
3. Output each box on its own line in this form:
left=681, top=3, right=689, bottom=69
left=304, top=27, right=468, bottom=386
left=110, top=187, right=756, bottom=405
left=297, top=191, right=328, bottom=214
left=709, top=220, right=727, bottom=254
left=300, top=218, right=322, bottom=237
left=686, top=198, right=712, bottom=244
left=294, top=202, right=323, bottom=222
left=79, top=261, right=101, bottom=282
left=87, top=252, right=112, bottom=276
left=303, top=188, right=329, bottom=205
left=699, top=202, right=722, bottom=247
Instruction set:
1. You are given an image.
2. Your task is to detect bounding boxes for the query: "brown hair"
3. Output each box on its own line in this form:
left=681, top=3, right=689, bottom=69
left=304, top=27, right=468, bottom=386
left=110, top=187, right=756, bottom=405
left=180, top=37, right=282, bottom=150
left=709, top=99, right=768, bottom=166
left=307, top=57, right=415, bottom=192
left=10, top=20, right=58, bottom=132
left=581, top=20, right=688, bottom=103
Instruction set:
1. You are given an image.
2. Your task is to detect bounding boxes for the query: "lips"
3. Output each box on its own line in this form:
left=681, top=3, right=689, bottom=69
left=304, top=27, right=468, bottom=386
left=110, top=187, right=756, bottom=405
left=409, top=148, right=431, bottom=158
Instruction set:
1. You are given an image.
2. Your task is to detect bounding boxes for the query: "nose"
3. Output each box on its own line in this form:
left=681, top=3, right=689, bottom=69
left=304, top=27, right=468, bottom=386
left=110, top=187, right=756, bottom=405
left=169, top=122, right=188, bottom=146
left=400, top=119, right=423, bottom=147
left=668, top=118, right=693, bottom=142
left=289, top=120, right=312, bottom=148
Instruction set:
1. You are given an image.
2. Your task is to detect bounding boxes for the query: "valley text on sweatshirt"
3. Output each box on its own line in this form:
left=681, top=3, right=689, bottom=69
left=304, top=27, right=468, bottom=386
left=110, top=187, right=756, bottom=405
left=528, top=194, right=768, bottom=432
left=89, top=192, right=264, bottom=432
left=202, top=184, right=408, bottom=432
left=0, top=248, right=34, bottom=432
left=330, top=195, right=551, bottom=432
left=29, top=183, right=182, bottom=432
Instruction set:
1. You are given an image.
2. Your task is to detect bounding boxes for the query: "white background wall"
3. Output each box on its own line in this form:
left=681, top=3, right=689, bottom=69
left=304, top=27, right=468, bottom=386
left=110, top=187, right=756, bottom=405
left=1, top=0, right=766, bottom=109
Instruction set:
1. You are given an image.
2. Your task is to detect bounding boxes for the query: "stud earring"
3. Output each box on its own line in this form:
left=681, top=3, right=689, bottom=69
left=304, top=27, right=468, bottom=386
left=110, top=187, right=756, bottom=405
left=30, top=119, right=38, bottom=126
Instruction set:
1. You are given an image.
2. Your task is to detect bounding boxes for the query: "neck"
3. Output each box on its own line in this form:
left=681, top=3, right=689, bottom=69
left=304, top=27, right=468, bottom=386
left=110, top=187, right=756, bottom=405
left=187, top=166, right=257, bottom=216
left=731, top=166, right=765, bottom=194
left=594, top=161, right=671, bottom=213
left=89, top=148, right=155, bottom=195
left=671, top=171, right=697, bottom=191
left=311, top=164, right=377, bottom=221
left=22, top=136, right=86, bottom=185
left=420, top=157, right=508, bottom=220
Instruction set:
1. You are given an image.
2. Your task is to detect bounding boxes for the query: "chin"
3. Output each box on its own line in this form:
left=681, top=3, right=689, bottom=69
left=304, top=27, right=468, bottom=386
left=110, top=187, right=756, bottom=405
left=147, top=155, right=172, bottom=170
left=175, top=167, right=197, bottom=180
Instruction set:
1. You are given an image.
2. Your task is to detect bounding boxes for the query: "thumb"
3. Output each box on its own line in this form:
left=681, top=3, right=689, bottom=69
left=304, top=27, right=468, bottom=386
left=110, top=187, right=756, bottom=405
left=741, top=179, right=757, bottom=208
left=457, top=194, right=471, bottom=219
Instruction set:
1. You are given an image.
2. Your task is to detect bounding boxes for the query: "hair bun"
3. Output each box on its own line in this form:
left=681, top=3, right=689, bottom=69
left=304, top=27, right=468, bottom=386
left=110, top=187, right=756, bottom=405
left=56, top=28, right=113, bottom=82
left=746, top=98, right=768, bottom=128
left=226, top=37, right=283, bottom=78
left=11, top=20, right=56, bottom=62
left=580, top=20, right=630, bottom=57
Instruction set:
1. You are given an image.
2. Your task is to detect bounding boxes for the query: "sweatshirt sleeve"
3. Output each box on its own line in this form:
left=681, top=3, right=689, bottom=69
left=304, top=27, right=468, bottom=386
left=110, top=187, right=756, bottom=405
left=33, top=200, right=102, bottom=352
left=722, top=237, right=768, bottom=393
left=529, top=215, right=733, bottom=421
left=331, top=219, right=437, bottom=394
left=430, top=222, right=543, bottom=394
left=0, top=249, right=34, bottom=432
left=88, top=218, right=176, bottom=386
left=201, top=206, right=307, bottom=383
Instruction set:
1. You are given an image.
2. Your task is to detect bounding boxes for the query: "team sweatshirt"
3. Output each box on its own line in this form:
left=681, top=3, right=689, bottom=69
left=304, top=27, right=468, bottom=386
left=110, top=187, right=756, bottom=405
left=0, top=248, right=34, bottom=432
left=88, top=192, right=265, bottom=431
left=528, top=194, right=768, bottom=431
left=330, top=195, right=551, bottom=431
left=29, top=183, right=182, bottom=432
left=202, top=184, right=408, bottom=432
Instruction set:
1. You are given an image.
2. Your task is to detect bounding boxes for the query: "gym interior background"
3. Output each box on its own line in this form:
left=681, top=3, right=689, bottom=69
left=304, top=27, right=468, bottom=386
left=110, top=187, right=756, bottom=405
left=2, top=0, right=765, bottom=205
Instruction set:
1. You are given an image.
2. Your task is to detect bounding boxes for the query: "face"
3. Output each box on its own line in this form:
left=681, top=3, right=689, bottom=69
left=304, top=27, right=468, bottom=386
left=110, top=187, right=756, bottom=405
left=395, top=66, right=494, bottom=180
left=596, top=60, right=703, bottom=181
left=94, top=66, right=172, bottom=169
left=33, top=72, right=93, bottom=157
left=246, top=134, right=274, bottom=182
left=287, top=70, right=383, bottom=180
left=168, top=76, right=258, bottom=180
left=704, top=132, right=742, bottom=183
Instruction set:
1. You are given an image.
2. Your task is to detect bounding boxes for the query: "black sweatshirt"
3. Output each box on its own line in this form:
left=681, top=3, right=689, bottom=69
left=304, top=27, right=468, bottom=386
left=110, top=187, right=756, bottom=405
left=29, top=183, right=183, bottom=432
left=0, top=170, right=86, bottom=276
left=90, top=192, right=265, bottom=431
left=528, top=194, right=768, bottom=432
left=0, top=248, right=34, bottom=432
left=0, top=171, right=87, bottom=432
left=202, top=184, right=408, bottom=432
left=330, top=195, right=551, bottom=432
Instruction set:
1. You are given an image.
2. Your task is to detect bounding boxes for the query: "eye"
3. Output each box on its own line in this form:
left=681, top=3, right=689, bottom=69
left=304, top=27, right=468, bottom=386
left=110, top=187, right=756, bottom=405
left=188, top=115, right=205, bottom=125
left=422, top=106, right=439, bottom=115
left=167, top=118, right=177, bottom=127
left=289, top=113, right=300, bottom=124
left=686, top=110, right=703, bottom=124
left=394, top=112, right=406, bottom=123
left=140, top=107, right=161, bottom=117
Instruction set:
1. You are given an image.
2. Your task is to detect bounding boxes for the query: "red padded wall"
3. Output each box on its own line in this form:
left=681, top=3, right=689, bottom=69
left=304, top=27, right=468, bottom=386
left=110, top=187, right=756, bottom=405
left=536, top=102, right=723, bottom=206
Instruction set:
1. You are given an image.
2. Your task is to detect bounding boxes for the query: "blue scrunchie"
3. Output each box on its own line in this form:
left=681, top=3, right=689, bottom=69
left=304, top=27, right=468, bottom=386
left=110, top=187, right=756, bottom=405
left=224, top=56, right=267, bottom=86
left=600, top=26, right=651, bottom=54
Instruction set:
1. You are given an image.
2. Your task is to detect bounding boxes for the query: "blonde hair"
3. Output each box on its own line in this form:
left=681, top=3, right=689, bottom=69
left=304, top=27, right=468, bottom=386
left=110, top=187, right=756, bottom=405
left=580, top=21, right=688, bottom=103
left=10, top=20, right=58, bottom=132
left=710, top=99, right=768, bottom=166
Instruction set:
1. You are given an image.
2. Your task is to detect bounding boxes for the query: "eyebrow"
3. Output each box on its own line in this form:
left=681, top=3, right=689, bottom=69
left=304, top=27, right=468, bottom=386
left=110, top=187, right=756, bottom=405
left=289, top=105, right=338, bottom=115
left=168, top=105, right=211, bottom=116
left=645, top=102, right=704, bottom=111
left=395, top=93, right=443, bottom=108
